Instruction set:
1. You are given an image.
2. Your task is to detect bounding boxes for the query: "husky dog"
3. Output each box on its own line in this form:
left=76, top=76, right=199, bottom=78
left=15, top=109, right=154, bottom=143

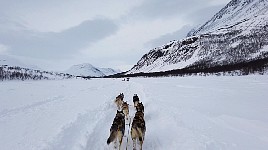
left=133, top=94, right=140, bottom=107
left=136, top=102, right=144, bottom=113
left=121, top=101, right=129, bottom=120
left=115, top=93, right=124, bottom=110
left=131, top=111, right=146, bottom=150
left=107, top=110, right=125, bottom=149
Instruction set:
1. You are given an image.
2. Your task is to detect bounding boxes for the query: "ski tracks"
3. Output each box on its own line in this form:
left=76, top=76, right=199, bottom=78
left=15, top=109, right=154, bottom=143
left=44, top=80, right=144, bottom=150
left=82, top=81, right=150, bottom=150
left=46, top=101, right=116, bottom=150
left=83, top=81, right=145, bottom=150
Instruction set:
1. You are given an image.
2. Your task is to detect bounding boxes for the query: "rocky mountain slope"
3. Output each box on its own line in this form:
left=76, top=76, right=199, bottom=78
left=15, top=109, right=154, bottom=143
left=127, top=0, right=268, bottom=75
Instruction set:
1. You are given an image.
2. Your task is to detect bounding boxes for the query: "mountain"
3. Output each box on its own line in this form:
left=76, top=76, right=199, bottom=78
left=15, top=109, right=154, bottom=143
left=0, top=66, right=74, bottom=81
left=65, top=63, right=120, bottom=77
left=0, top=55, right=74, bottom=80
left=189, top=0, right=268, bottom=36
left=98, top=68, right=120, bottom=76
left=127, top=0, right=268, bottom=75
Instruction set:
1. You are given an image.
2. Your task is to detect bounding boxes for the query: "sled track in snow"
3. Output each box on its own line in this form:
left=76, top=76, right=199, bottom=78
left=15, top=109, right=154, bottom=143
left=84, top=81, right=149, bottom=150
left=45, top=81, right=149, bottom=150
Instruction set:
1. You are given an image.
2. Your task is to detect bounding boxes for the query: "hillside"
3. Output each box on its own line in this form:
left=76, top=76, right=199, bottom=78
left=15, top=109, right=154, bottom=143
left=127, top=0, right=268, bottom=75
left=65, top=63, right=120, bottom=77
left=0, top=65, right=73, bottom=81
left=0, top=55, right=74, bottom=81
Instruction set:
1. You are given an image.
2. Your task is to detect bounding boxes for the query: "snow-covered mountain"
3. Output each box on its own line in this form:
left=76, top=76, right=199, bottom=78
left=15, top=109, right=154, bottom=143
left=0, top=66, right=74, bottom=80
left=65, top=63, right=120, bottom=77
left=98, top=68, right=121, bottom=76
left=127, top=0, right=268, bottom=74
left=0, top=55, right=74, bottom=80
left=189, top=0, right=268, bottom=36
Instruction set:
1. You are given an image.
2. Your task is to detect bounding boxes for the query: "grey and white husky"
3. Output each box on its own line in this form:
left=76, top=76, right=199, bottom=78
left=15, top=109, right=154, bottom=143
left=114, top=93, right=124, bottom=110
left=107, top=110, right=125, bottom=149
left=131, top=111, right=146, bottom=150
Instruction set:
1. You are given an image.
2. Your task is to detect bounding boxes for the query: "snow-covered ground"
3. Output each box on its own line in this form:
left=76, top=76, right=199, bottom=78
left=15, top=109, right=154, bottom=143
left=1, top=76, right=268, bottom=150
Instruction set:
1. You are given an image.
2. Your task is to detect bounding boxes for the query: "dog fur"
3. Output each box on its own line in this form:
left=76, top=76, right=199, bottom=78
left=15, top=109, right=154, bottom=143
left=131, top=111, right=146, bottom=150
left=121, top=101, right=129, bottom=120
left=107, top=110, right=125, bottom=149
left=135, top=102, right=144, bottom=113
left=133, top=94, right=140, bottom=107
left=115, top=93, right=124, bottom=110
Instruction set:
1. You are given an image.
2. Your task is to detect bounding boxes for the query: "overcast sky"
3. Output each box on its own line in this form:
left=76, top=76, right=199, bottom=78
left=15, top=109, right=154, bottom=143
left=0, top=0, right=230, bottom=71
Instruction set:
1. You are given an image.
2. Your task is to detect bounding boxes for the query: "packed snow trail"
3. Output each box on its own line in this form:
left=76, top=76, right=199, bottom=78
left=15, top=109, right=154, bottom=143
left=1, top=76, right=268, bottom=150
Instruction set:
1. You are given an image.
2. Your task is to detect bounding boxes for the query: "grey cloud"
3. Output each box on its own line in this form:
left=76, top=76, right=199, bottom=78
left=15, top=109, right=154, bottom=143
left=0, top=18, right=118, bottom=59
left=128, top=0, right=211, bottom=19
left=185, top=5, right=224, bottom=25
left=145, top=3, right=226, bottom=49
left=146, top=25, right=193, bottom=48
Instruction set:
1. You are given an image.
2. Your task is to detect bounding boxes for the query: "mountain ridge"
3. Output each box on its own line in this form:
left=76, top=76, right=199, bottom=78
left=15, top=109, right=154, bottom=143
left=65, top=63, right=120, bottom=77
left=126, top=0, right=268, bottom=75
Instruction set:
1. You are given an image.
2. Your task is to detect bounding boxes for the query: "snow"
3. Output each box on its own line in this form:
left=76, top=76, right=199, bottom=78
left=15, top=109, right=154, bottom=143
left=157, top=45, right=200, bottom=72
left=97, top=68, right=121, bottom=76
left=1, top=76, right=268, bottom=150
left=193, top=0, right=268, bottom=35
left=250, top=45, right=268, bottom=59
left=65, top=63, right=120, bottom=77
left=65, top=63, right=105, bottom=77
left=230, top=41, right=240, bottom=48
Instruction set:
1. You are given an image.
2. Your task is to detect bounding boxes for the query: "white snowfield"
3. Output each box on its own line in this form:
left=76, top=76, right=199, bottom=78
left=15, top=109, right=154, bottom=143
left=1, top=76, right=268, bottom=150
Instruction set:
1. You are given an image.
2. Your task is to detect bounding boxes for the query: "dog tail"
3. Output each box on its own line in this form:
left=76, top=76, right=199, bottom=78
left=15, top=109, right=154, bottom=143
left=107, top=130, right=117, bottom=145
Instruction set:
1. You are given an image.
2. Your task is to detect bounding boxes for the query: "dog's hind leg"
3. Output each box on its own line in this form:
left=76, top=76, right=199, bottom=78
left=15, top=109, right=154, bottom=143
left=118, top=132, right=123, bottom=150
left=127, top=110, right=129, bottom=120
left=139, top=138, right=143, bottom=150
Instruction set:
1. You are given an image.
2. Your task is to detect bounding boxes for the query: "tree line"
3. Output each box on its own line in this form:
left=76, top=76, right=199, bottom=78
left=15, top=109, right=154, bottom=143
left=0, top=66, right=73, bottom=81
